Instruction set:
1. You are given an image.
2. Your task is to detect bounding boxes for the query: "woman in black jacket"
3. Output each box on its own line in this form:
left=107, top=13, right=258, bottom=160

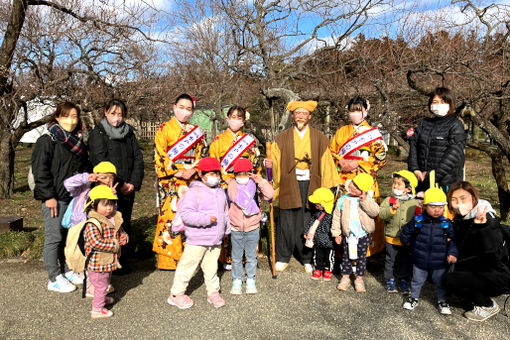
left=408, top=87, right=467, bottom=192
left=88, top=99, right=144, bottom=270
left=443, top=181, right=510, bottom=321
left=32, top=102, right=89, bottom=292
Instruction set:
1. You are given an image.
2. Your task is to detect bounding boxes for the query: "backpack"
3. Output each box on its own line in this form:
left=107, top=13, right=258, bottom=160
left=61, top=199, right=75, bottom=229
left=65, top=218, right=101, bottom=298
left=413, top=214, right=450, bottom=242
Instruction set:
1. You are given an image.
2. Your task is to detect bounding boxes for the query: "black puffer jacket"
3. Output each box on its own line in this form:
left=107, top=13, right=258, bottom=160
left=408, top=115, right=466, bottom=189
left=32, top=134, right=89, bottom=203
left=452, top=213, right=510, bottom=293
left=88, top=122, right=144, bottom=190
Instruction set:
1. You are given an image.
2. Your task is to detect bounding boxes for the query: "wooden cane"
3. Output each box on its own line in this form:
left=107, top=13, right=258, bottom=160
left=265, top=142, right=277, bottom=278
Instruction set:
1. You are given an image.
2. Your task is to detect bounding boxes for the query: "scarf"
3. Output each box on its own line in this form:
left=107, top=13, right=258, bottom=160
left=233, top=179, right=259, bottom=216
left=462, top=199, right=497, bottom=220
left=100, top=118, right=130, bottom=140
left=47, top=122, right=86, bottom=159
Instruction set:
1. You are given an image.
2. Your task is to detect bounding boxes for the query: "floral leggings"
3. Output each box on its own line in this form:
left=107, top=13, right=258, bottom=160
left=341, top=234, right=371, bottom=277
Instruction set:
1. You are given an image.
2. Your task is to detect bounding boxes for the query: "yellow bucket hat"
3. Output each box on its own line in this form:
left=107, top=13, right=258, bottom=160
left=352, top=173, right=374, bottom=192
left=287, top=100, right=318, bottom=113
left=308, top=188, right=335, bottom=214
left=393, top=170, right=418, bottom=194
left=83, top=185, right=118, bottom=211
left=93, top=161, right=117, bottom=175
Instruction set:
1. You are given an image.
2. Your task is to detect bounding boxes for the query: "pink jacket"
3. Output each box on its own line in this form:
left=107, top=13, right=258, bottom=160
left=226, top=177, right=274, bottom=232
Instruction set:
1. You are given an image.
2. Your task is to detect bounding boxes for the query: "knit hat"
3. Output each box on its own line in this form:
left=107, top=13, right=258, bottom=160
left=198, top=157, right=221, bottom=172
left=352, top=173, right=374, bottom=192
left=287, top=101, right=318, bottom=113
left=93, top=161, right=117, bottom=175
left=83, top=185, right=117, bottom=211
left=423, top=187, right=447, bottom=206
left=233, top=158, right=253, bottom=173
left=308, top=187, right=335, bottom=214
left=393, top=170, right=418, bottom=194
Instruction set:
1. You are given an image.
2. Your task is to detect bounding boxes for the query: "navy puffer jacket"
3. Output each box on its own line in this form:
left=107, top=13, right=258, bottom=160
left=408, top=115, right=466, bottom=189
left=400, top=212, right=458, bottom=270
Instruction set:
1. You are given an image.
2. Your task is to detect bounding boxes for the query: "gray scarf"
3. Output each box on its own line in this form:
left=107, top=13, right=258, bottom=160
left=100, top=118, right=130, bottom=140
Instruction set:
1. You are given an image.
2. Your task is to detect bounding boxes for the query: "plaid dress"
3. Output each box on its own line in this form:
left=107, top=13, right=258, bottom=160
left=84, top=211, right=124, bottom=273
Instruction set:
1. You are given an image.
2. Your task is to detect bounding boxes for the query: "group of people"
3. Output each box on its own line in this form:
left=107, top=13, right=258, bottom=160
left=31, top=88, right=510, bottom=321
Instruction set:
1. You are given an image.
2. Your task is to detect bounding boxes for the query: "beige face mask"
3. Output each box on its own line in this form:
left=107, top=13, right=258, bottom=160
left=58, top=117, right=79, bottom=132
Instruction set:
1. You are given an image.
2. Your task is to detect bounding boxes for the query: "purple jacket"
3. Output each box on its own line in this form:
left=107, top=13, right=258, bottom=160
left=180, top=181, right=230, bottom=246
left=63, top=173, right=91, bottom=226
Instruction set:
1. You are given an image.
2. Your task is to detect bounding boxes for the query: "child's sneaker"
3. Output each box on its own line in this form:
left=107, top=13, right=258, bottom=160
left=337, top=275, right=351, bottom=291
left=105, top=296, right=115, bottom=306
left=312, top=270, right=323, bottom=280
left=207, top=291, right=226, bottom=308
left=223, top=263, right=232, bottom=271
left=354, top=276, right=366, bottom=293
left=167, top=294, right=194, bottom=309
left=438, top=301, right=452, bottom=315
left=275, top=262, right=288, bottom=272
left=47, top=274, right=76, bottom=293
left=65, top=271, right=83, bottom=285
left=230, top=279, right=242, bottom=295
left=403, top=297, right=419, bottom=310
left=91, top=308, right=113, bottom=319
left=386, top=278, right=397, bottom=293
left=245, top=278, right=257, bottom=294
left=464, top=299, right=500, bottom=321
left=304, top=263, right=314, bottom=274
left=398, top=279, right=410, bottom=293
left=323, top=270, right=333, bottom=282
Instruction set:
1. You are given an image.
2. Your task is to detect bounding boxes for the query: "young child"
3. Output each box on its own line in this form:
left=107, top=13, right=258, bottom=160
left=83, top=185, right=128, bottom=319
left=400, top=186, right=458, bottom=315
left=226, top=158, right=274, bottom=295
left=305, top=188, right=336, bottom=281
left=379, top=170, right=419, bottom=293
left=168, top=157, right=230, bottom=309
left=332, top=173, right=380, bottom=292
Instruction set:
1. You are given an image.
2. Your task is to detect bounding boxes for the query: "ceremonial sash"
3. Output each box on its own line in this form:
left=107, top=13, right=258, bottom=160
left=339, top=127, right=382, bottom=160
left=167, top=126, right=204, bottom=162
left=220, top=134, right=256, bottom=171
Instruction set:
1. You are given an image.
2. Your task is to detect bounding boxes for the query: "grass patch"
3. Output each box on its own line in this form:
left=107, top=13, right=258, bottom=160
left=0, top=231, right=35, bottom=258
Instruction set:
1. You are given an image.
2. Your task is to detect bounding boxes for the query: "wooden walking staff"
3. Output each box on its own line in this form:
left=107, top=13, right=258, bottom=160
left=265, top=142, right=277, bottom=278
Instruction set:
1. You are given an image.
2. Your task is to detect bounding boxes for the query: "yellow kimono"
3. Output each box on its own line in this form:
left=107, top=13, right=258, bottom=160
left=209, top=128, right=261, bottom=265
left=153, top=117, right=205, bottom=270
left=329, top=121, right=387, bottom=255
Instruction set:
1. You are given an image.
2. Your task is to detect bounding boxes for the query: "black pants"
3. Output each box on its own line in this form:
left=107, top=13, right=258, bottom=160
left=314, top=247, right=333, bottom=271
left=117, top=191, right=135, bottom=260
left=443, top=271, right=503, bottom=307
left=384, top=243, right=412, bottom=281
left=276, top=181, right=312, bottom=264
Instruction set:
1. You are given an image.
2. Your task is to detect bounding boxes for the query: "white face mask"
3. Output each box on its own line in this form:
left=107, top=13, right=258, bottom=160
left=456, top=202, right=473, bottom=216
left=349, top=111, right=364, bottom=125
left=227, top=118, right=244, bottom=132
left=174, top=108, right=193, bottom=123
left=235, top=177, right=249, bottom=185
left=392, top=189, right=404, bottom=197
left=430, top=104, right=449, bottom=117
left=205, top=176, right=220, bottom=187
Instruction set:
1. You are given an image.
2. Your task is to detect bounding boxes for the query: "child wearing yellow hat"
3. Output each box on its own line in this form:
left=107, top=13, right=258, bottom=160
left=379, top=170, right=419, bottom=293
left=305, top=187, right=336, bottom=281
left=83, top=185, right=128, bottom=319
left=399, top=186, right=458, bottom=315
left=331, top=173, right=380, bottom=292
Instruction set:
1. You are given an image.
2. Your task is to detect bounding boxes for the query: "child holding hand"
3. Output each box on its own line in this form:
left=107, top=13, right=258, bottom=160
left=168, top=157, right=230, bottom=309
left=83, top=185, right=128, bottom=319
left=332, top=173, right=380, bottom=293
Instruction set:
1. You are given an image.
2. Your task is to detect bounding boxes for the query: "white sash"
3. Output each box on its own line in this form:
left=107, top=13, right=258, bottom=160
left=166, top=126, right=204, bottom=162
left=339, top=127, right=382, bottom=160
left=220, top=134, right=256, bottom=171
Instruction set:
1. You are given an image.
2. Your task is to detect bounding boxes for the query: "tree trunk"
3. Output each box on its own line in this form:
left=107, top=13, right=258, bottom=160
left=491, top=153, right=510, bottom=220
left=0, top=131, right=15, bottom=197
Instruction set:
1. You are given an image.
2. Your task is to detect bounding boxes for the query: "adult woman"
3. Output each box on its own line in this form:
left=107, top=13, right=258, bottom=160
left=32, top=102, right=89, bottom=292
left=153, top=94, right=206, bottom=270
left=329, top=96, right=387, bottom=255
left=88, top=99, right=144, bottom=272
left=443, top=181, right=510, bottom=321
left=209, top=105, right=261, bottom=270
left=408, top=87, right=467, bottom=192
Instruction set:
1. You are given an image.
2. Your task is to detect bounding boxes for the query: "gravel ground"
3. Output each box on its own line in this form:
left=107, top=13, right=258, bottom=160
left=1, top=256, right=509, bottom=339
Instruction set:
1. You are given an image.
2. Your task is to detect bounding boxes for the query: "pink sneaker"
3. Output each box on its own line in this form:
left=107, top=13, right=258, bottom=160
left=90, top=308, right=113, bottom=319
left=167, top=294, right=194, bottom=309
left=207, top=291, right=226, bottom=308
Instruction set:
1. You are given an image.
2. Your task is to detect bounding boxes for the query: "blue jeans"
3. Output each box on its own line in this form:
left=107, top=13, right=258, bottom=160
left=410, top=265, right=447, bottom=302
left=231, top=228, right=259, bottom=281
